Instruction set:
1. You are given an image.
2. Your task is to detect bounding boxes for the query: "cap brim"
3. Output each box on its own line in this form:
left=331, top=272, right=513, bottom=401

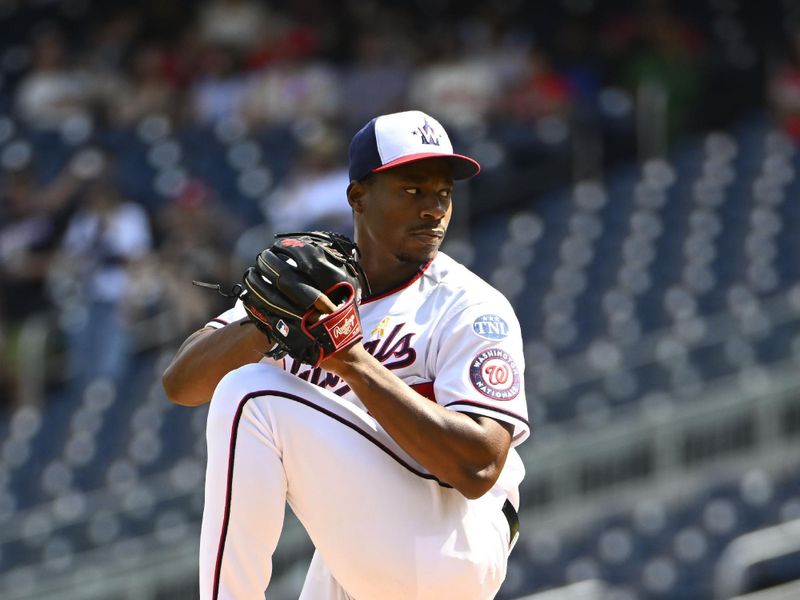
left=373, top=152, right=481, bottom=180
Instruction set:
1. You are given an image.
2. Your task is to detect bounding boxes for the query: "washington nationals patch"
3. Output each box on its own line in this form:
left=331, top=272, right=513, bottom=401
left=469, top=348, right=520, bottom=400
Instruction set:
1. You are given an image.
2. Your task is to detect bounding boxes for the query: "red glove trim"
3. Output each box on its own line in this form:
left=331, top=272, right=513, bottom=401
left=301, top=281, right=363, bottom=368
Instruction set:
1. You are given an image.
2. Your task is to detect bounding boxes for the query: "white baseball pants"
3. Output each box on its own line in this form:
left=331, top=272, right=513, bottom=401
left=199, top=364, right=512, bottom=600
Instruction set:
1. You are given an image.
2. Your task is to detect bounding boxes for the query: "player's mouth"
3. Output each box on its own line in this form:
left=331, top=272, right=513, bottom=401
left=409, top=227, right=445, bottom=243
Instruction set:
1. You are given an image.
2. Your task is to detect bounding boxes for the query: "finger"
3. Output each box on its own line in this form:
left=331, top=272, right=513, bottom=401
left=258, top=250, right=320, bottom=309
left=305, top=293, right=338, bottom=325
left=313, top=293, right=337, bottom=314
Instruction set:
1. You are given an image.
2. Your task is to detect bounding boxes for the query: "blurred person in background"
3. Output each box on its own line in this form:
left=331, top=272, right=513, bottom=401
left=239, top=45, right=340, bottom=129
left=189, top=44, right=250, bottom=124
left=111, top=43, right=179, bottom=126
left=499, top=47, right=576, bottom=124
left=339, top=19, right=413, bottom=133
left=553, top=15, right=603, bottom=104
left=0, top=164, right=83, bottom=407
left=459, top=11, right=532, bottom=89
left=56, top=164, right=153, bottom=391
left=153, top=179, right=238, bottom=339
left=602, top=0, right=705, bottom=140
left=486, top=44, right=577, bottom=169
left=15, top=28, right=94, bottom=130
left=159, top=27, right=207, bottom=93
left=196, top=0, right=273, bottom=56
left=409, top=27, right=500, bottom=133
left=89, top=9, right=141, bottom=67
left=261, top=127, right=352, bottom=236
left=83, top=9, right=142, bottom=90
left=769, top=27, right=800, bottom=142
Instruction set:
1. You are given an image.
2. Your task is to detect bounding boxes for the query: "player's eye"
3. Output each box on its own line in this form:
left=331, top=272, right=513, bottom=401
left=439, top=189, right=452, bottom=198
left=404, top=187, right=419, bottom=195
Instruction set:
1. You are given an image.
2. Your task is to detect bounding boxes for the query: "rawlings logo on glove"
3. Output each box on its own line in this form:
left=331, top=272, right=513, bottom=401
left=321, top=304, right=360, bottom=349
left=331, top=313, right=358, bottom=341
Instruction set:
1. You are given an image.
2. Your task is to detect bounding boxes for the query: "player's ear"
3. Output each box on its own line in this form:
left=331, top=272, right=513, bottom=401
left=347, top=180, right=366, bottom=214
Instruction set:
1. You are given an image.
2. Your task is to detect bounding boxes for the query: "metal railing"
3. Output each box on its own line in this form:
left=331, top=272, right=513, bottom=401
left=516, top=359, right=800, bottom=535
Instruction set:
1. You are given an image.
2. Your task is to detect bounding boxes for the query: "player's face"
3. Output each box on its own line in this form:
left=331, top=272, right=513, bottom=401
left=351, top=158, right=454, bottom=269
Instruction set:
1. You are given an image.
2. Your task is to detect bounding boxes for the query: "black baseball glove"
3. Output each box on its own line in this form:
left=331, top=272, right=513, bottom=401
left=239, top=231, right=369, bottom=367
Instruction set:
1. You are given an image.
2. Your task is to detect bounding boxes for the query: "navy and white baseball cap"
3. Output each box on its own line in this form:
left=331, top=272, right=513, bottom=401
left=348, top=110, right=481, bottom=182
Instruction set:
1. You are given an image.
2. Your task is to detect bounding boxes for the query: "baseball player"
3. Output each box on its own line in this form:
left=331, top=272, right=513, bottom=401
left=162, top=110, right=530, bottom=599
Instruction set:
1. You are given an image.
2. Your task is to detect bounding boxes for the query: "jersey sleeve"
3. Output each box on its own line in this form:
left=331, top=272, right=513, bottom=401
left=202, top=299, right=284, bottom=368
left=432, top=299, right=530, bottom=446
left=204, top=299, right=248, bottom=330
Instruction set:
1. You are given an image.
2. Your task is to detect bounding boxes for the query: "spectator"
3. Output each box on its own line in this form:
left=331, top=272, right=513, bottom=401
left=262, top=129, right=351, bottom=235
left=189, top=45, right=250, bottom=124
left=57, top=170, right=153, bottom=388
left=498, top=47, right=575, bottom=124
left=153, top=180, right=238, bottom=339
left=242, top=15, right=322, bottom=71
left=240, top=56, right=340, bottom=127
left=769, top=28, right=800, bottom=142
left=15, top=29, right=94, bottom=129
left=408, top=28, right=500, bottom=132
left=553, top=16, right=603, bottom=107
left=112, top=44, right=178, bottom=125
left=339, top=22, right=413, bottom=132
left=485, top=47, right=576, bottom=168
left=196, top=0, right=274, bottom=55
left=459, top=12, right=531, bottom=87
left=0, top=164, right=82, bottom=406
left=603, top=0, right=705, bottom=139
left=86, top=9, right=142, bottom=74
left=160, top=28, right=206, bottom=91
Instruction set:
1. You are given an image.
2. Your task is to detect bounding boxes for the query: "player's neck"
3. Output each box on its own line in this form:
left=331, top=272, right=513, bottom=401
left=361, top=255, right=432, bottom=299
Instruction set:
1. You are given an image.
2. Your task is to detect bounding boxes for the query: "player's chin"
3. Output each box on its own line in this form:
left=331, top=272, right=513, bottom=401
left=397, top=241, right=440, bottom=266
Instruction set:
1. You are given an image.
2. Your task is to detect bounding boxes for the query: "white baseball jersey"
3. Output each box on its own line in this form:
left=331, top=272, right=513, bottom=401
left=206, top=251, right=529, bottom=503
left=200, top=251, right=529, bottom=600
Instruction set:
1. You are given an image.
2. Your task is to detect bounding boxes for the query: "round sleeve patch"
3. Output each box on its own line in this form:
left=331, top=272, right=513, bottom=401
left=469, top=349, right=520, bottom=400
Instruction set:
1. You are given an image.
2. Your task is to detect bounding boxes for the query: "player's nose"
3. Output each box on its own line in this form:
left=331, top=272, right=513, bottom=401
left=419, top=193, right=448, bottom=220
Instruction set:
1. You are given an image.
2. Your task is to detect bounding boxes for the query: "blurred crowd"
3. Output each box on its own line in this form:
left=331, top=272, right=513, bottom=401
left=0, top=0, right=790, bottom=409
left=2, top=0, right=716, bottom=148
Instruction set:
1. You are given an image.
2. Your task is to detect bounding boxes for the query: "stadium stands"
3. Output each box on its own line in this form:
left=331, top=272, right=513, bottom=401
left=2, top=1, right=800, bottom=599
left=1, top=110, right=799, bottom=600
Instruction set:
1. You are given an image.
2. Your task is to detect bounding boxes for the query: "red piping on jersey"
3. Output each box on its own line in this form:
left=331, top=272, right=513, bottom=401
left=410, top=382, right=436, bottom=402
left=360, top=258, right=434, bottom=305
left=212, top=392, right=246, bottom=600
left=211, top=388, right=451, bottom=599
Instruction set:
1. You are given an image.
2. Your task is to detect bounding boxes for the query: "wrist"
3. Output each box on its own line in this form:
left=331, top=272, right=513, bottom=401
left=234, top=317, right=275, bottom=351
left=322, top=342, right=371, bottom=377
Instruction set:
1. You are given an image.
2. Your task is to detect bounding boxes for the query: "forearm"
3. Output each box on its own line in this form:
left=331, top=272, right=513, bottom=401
left=162, top=319, right=272, bottom=407
left=325, top=345, right=510, bottom=498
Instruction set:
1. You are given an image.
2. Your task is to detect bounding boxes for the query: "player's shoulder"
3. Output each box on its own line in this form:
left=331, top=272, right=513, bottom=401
left=427, top=252, right=515, bottom=313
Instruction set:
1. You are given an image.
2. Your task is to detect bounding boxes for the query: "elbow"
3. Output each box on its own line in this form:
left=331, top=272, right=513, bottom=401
left=160, top=327, right=218, bottom=407
left=162, top=363, right=196, bottom=407
left=161, top=365, right=182, bottom=405
left=451, top=465, right=502, bottom=500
